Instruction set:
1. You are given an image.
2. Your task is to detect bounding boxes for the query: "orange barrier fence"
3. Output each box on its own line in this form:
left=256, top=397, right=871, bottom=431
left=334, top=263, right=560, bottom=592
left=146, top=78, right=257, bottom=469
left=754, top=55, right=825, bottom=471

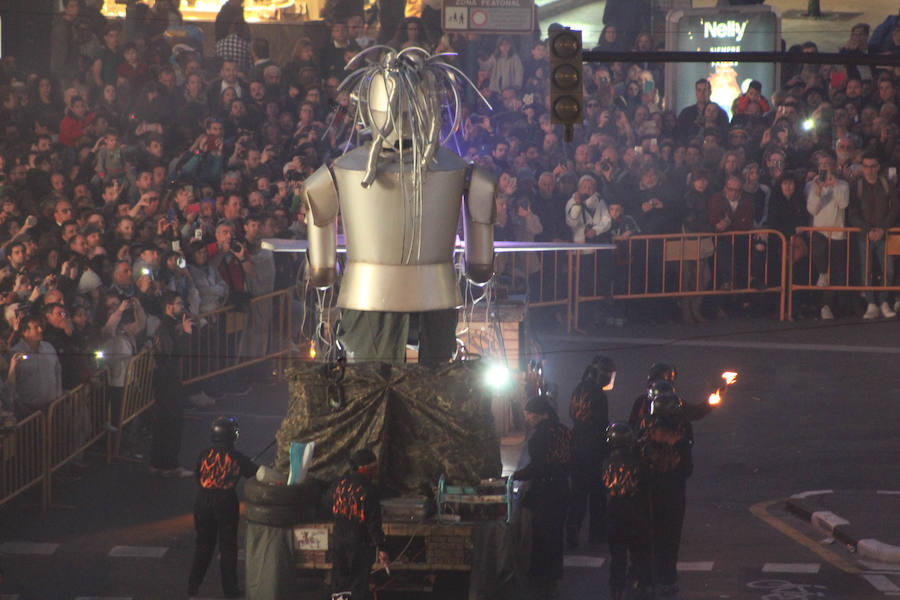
left=572, top=230, right=789, bottom=324
left=788, top=227, right=900, bottom=319
left=44, top=369, right=109, bottom=508
left=181, top=288, right=295, bottom=385
left=109, top=350, right=156, bottom=461
left=0, top=411, right=45, bottom=507
left=493, top=250, right=575, bottom=331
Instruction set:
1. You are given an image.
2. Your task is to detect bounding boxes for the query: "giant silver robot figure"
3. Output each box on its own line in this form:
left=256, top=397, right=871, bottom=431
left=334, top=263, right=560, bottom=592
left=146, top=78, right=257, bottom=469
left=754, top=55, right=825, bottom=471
left=303, top=47, right=497, bottom=364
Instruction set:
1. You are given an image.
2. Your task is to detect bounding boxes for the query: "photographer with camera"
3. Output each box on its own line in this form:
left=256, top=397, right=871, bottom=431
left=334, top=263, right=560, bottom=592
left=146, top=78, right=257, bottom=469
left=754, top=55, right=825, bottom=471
left=806, top=152, right=850, bottom=320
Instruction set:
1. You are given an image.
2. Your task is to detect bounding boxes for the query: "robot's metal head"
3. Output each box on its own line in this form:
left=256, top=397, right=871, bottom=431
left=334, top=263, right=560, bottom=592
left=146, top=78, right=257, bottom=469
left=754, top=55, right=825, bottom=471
left=339, top=46, right=490, bottom=182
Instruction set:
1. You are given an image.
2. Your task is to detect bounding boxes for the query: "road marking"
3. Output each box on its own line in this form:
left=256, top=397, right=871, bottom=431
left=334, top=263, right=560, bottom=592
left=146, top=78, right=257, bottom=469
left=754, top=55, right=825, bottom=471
left=790, top=490, right=834, bottom=499
left=863, top=574, right=900, bottom=592
left=677, top=561, right=714, bottom=571
left=564, top=555, right=605, bottom=568
left=877, top=490, right=900, bottom=495
left=551, top=334, right=900, bottom=355
left=108, top=546, right=168, bottom=558
left=762, top=563, right=821, bottom=574
left=750, top=499, right=860, bottom=574
left=0, top=542, right=59, bottom=555
left=74, top=597, right=133, bottom=600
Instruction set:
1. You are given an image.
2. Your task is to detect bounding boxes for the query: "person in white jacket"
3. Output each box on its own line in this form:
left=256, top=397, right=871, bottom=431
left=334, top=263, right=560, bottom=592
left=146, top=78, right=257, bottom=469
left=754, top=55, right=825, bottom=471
left=806, top=154, right=850, bottom=320
left=566, top=175, right=612, bottom=244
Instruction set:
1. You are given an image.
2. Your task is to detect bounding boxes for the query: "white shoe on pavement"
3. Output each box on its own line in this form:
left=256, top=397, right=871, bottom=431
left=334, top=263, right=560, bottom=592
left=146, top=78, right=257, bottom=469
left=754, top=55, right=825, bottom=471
left=816, top=273, right=828, bottom=287
left=188, top=391, right=216, bottom=407
left=880, top=301, right=897, bottom=318
left=820, top=305, right=834, bottom=320
left=863, top=303, right=880, bottom=319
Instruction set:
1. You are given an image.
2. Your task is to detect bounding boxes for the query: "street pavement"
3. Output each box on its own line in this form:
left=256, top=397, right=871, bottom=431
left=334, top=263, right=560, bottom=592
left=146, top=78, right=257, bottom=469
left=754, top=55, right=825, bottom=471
left=2, top=310, right=900, bottom=598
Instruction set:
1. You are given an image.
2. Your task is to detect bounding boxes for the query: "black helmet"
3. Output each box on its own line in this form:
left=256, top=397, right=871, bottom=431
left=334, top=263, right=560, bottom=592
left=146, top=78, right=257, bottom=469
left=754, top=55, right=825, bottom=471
left=606, top=422, right=634, bottom=449
left=648, top=362, right=677, bottom=384
left=649, top=391, right=683, bottom=423
left=647, top=379, right=675, bottom=401
left=211, top=416, right=239, bottom=444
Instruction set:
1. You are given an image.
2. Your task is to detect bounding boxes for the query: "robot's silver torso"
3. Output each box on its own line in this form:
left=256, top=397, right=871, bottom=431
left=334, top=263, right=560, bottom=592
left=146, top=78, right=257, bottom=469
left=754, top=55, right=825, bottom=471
left=304, top=142, right=496, bottom=313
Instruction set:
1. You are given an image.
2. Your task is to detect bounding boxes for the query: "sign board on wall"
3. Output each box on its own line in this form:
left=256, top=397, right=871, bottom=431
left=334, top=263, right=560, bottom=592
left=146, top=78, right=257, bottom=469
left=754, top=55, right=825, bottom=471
left=665, top=6, right=781, bottom=120
left=443, top=0, right=535, bottom=33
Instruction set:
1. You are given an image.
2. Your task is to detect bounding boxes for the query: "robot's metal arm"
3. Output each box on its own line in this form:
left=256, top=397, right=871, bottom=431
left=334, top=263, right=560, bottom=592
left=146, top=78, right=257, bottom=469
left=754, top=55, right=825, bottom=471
left=304, top=165, right=340, bottom=289
left=462, top=165, right=497, bottom=284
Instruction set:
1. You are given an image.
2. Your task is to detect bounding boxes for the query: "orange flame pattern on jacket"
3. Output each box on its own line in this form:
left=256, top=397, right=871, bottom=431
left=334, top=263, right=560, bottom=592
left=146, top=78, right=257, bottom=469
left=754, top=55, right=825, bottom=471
left=332, top=478, right=367, bottom=523
left=198, top=448, right=240, bottom=489
left=569, top=388, right=593, bottom=424
left=603, top=463, right=640, bottom=498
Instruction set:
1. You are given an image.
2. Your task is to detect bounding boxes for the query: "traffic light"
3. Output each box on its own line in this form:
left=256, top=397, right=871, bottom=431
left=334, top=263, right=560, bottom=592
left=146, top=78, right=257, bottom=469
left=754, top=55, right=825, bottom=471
left=549, top=27, right=583, bottom=142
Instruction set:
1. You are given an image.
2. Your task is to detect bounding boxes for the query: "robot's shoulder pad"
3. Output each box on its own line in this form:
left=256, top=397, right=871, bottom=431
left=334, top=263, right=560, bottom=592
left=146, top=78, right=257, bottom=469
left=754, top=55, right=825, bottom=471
left=304, top=165, right=339, bottom=226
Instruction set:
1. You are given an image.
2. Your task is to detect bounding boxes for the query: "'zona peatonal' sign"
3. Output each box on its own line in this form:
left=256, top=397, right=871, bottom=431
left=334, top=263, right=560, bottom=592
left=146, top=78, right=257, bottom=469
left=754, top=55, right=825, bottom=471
left=442, top=0, right=535, bottom=33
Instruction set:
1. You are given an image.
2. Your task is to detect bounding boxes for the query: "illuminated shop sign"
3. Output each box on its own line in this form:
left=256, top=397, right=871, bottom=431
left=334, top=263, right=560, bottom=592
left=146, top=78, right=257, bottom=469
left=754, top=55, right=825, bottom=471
left=100, top=0, right=299, bottom=23
left=665, top=6, right=780, bottom=121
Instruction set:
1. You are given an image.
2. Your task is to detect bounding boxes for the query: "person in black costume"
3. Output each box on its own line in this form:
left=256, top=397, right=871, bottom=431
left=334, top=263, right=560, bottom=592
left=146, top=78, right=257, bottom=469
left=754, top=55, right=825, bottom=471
left=330, top=448, right=389, bottom=600
left=638, top=388, right=692, bottom=597
left=603, top=422, right=651, bottom=600
left=513, top=396, right=572, bottom=599
left=188, top=416, right=259, bottom=598
left=566, top=356, right=616, bottom=548
left=629, top=363, right=714, bottom=434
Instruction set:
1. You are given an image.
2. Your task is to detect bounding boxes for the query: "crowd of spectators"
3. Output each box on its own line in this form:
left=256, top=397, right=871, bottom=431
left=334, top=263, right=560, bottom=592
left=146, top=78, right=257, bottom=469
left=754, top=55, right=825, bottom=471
left=1, top=0, right=900, bottom=420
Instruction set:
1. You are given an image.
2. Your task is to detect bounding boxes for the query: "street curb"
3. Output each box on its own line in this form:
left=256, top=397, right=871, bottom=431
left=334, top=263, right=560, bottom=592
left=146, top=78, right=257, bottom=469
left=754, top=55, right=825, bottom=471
left=786, top=492, right=900, bottom=564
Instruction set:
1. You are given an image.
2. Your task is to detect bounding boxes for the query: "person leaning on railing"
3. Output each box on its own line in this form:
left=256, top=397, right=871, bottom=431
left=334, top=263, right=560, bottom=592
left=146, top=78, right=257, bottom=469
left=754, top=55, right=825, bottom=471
left=848, top=151, right=900, bottom=319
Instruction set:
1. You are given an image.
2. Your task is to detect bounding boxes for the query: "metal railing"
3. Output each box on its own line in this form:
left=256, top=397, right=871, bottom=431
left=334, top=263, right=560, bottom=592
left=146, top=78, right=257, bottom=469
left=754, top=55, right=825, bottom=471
left=0, top=411, right=45, bottom=507
left=788, top=226, right=900, bottom=319
left=573, top=229, right=789, bottom=324
left=44, top=369, right=109, bottom=507
left=181, top=288, right=295, bottom=384
left=108, top=350, right=156, bottom=461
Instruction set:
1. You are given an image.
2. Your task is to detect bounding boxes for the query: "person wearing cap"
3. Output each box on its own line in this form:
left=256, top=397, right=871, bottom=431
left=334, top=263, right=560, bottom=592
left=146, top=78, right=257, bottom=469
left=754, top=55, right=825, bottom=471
left=329, top=448, right=389, bottom=600
left=513, top=396, right=571, bottom=598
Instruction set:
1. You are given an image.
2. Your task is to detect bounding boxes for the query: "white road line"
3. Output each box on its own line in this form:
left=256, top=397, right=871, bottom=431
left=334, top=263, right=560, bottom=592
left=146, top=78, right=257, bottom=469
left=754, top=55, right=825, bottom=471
left=790, top=490, right=834, bottom=499
left=877, top=490, right=900, bottom=495
left=74, top=597, right=133, bottom=600
left=108, top=546, right=168, bottom=558
left=550, top=334, right=900, bottom=355
left=0, top=542, right=59, bottom=555
left=677, top=561, right=714, bottom=571
left=564, top=555, right=606, bottom=568
left=762, top=563, right=821, bottom=574
left=863, top=574, right=900, bottom=592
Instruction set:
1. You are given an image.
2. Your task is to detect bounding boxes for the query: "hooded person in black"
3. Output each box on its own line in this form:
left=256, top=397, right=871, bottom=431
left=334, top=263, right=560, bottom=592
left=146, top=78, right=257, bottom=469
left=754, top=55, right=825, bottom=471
left=566, top=356, right=615, bottom=548
left=513, top=396, right=572, bottom=599
left=188, top=416, right=259, bottom=598
left=330, top=448, right=389, bottom=600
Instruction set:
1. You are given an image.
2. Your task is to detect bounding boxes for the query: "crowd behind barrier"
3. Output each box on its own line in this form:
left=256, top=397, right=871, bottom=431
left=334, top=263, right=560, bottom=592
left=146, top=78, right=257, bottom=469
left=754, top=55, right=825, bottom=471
left=1, top=0, right=900, bottom=505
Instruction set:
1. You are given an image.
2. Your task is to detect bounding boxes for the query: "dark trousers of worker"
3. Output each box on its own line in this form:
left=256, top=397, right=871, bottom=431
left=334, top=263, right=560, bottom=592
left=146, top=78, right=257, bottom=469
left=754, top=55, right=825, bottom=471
left=331, top=540, right=375, bottom=600
left=149, top=384, right=184, bottom=470
left=188, top=490, right=240, bottom=595
left=567, top=472, right=607, bottom=543
left=607, top=502, right=652, bottom=591
left=527, top=478, right=569, bottom=585
left=650, top=474, right=686, bottom=586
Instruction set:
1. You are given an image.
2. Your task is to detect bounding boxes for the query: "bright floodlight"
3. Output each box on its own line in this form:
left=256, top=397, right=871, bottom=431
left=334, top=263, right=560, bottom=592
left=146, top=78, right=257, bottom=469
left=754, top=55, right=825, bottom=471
left=485, top=363, right=511, bottom=390
left=802, top=118, right=815, bottom=132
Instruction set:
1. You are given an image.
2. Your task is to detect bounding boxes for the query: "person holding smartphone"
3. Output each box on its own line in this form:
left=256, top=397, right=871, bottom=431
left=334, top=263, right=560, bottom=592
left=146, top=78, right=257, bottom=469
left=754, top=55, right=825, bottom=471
left=806, top=153, right=850, bottom=320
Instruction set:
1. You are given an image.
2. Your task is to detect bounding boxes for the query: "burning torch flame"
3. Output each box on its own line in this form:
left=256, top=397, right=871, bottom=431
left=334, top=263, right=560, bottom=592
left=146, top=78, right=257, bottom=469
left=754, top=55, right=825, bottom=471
left=309, top=341, right=316, bottom=360
left=708, top=371, right=738, bottom=406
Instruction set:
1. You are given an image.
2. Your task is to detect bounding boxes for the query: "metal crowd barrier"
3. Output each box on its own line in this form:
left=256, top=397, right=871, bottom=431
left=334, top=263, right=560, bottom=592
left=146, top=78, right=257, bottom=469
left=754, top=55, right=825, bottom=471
left=788, top=226, right=900, bottom=319
left=108, top=350, right=156, bottom=462
left=44, top=369, right=109, bottom=508
left=181, top=288, right=295, bottom=385
left=573, top=230, right=789, bottom=324
left=0, top=411, right=45, bottom=508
